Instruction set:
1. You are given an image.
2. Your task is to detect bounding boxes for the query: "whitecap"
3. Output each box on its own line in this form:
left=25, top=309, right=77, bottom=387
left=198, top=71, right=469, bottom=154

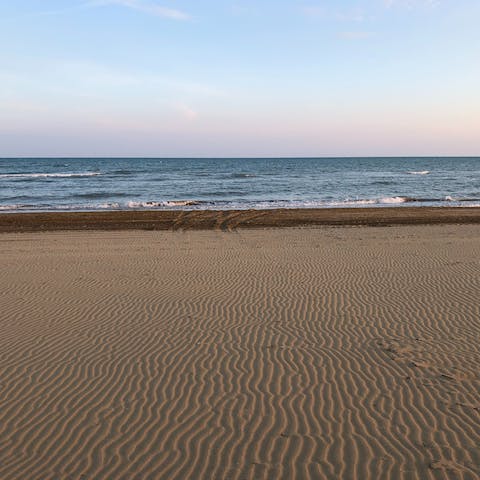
left=329, top=199, right=377, bottom=206
left=126, top=201, right=162, bottom=208
left=0, top=204, right=24, bottom=210
left=379, top=196, right=409, bottom=204
left=127, top=200, right=200, bottom=208
left=0, top=172, right=101, bottom=178
left=164, top=200, right=201, bottom=207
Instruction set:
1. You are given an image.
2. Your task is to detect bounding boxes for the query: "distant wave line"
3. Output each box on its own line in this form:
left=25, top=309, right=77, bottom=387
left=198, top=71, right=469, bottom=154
left=0, top=172, right=101, bottom=179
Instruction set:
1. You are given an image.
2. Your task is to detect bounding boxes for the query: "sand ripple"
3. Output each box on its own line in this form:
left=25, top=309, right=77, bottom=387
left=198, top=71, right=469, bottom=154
left=0, top=226, right=479, bottom=479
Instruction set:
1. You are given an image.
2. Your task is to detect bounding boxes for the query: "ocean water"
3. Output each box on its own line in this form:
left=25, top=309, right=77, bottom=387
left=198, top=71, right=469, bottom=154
left=0, top=157, right=479, bottom=212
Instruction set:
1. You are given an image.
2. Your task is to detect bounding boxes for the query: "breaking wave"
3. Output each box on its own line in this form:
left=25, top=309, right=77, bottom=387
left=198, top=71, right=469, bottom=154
left=126, top=200, right=202, bottom=208
left=3, top=195, right=480, bottom=213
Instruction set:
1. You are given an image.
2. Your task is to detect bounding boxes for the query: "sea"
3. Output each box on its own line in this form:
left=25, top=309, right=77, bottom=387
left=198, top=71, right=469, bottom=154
left=1, top=157, right=479, bottom=212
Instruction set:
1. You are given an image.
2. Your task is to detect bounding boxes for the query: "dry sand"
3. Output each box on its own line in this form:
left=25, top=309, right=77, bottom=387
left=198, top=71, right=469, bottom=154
left=0, top=225, right=479, bottom=479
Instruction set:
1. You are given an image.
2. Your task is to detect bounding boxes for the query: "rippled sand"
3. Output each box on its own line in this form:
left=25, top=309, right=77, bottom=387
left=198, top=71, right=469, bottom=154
left=1, top=225, right=479, bottom=479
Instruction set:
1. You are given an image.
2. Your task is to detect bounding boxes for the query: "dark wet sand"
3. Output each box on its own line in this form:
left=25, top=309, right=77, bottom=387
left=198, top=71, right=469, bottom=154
left=1, top=207, right=480, bottom=232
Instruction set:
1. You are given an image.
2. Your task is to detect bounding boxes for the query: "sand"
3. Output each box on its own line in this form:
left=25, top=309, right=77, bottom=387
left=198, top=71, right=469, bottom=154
left=1, top=206, right=480, bottom=232
left=0, top=225, right=479, bottom=479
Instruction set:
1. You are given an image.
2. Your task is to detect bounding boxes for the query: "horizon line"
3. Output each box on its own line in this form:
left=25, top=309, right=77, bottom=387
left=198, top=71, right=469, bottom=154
left=1, top=155, right=480, bottom=160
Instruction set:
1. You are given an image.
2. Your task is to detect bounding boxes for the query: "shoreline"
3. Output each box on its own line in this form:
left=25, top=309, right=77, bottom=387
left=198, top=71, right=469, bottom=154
left=1, top=206, right=480, bottom=232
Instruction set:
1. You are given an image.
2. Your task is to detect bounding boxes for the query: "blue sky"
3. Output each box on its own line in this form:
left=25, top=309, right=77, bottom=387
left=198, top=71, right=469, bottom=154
left=1, top=0, right=479, bottom=156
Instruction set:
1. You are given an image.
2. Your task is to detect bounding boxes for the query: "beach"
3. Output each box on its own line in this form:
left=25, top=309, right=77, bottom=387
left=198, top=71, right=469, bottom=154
left=1, top=220, right=479, bottom=479
left=1, top=206, right=480, bottom=232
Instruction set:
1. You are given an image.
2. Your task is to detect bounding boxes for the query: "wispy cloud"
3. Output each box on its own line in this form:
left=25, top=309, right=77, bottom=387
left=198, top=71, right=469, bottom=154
left=384, top=0, right=439, bottom=8
left=89, top=0, right=190, bottom=20
left=176, top=103, right=198, bottom=121
left=0, top=61, right=227, bottom=105
left=2, top=0, right=190, bottom=22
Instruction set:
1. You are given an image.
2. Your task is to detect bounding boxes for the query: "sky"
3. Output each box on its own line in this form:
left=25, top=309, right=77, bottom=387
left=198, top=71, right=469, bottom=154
left=0, top=0, right=479, bottom=157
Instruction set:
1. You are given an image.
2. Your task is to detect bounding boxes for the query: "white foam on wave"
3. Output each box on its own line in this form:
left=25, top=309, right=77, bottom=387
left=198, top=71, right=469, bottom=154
left=408, top=170, right=430, bottom=175
left=97, top=203, right=120, bottom=209
left=47, top=202, right=121, bottom=210
left=127, top=201, right=161, bottom=208
left=0, top=204, right=24, bottom=210
left=0, top=172, right=101, bottom=178
left=127, top=200, right=200, bottom=208
left=165, top=200, right=201, bottom=206
left=379, top=196, right=408, bottom=204
left=225, top=198, right=408, bottom=209
left=0, top=202, right=120, bottom=212
left=329, top=199, right=377, bottom=206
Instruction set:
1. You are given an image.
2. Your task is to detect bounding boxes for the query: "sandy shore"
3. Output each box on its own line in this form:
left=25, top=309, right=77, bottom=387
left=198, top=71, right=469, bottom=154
left=1, top=206, right=480, bottom=232
left=1, top=225, right=479, bottom=479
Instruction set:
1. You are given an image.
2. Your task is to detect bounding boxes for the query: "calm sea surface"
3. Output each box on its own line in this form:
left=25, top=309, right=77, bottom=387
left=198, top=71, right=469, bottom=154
left=1, top=157, right=479, bottom=212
